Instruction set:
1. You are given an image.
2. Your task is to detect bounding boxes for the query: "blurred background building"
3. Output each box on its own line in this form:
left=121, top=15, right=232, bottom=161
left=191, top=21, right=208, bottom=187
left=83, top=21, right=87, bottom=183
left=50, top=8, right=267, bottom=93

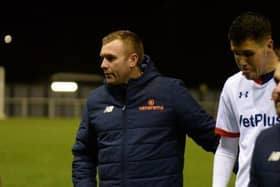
left=0, top=0, right=279, bottom=118
left=4, top=72, right=103, bottom=118
left=3, top=80, right=220, bottom=118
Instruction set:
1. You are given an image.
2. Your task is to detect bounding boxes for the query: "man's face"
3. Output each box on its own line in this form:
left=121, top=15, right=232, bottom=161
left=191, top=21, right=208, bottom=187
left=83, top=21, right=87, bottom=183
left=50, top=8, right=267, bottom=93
left=230, top=39, right=269, bottom=80
left=100, top=39, right=132, bottom=85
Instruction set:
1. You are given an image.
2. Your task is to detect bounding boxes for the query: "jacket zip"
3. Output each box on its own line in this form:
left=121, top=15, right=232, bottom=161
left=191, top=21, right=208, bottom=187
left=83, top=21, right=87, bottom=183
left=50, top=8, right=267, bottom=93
left=121, top=91, right=127, bottom=187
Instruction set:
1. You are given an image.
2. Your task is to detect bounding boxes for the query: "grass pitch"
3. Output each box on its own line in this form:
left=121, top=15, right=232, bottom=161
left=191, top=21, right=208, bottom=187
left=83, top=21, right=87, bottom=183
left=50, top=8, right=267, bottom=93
left=0, top=118, right=235, bottom=187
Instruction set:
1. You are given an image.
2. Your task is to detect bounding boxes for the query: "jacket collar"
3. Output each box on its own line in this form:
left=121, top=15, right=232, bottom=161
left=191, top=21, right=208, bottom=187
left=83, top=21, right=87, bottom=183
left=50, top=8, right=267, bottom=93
left=105, top=55, right=160, bottom=101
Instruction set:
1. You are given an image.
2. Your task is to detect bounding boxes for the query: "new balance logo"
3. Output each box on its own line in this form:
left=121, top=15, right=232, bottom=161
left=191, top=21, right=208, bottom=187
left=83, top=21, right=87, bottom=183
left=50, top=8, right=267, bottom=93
left=239, top=91, right=249, bottom=98
left=267, top=151, right=280, bottom=161
left=104, top=106, right=114, bottom=113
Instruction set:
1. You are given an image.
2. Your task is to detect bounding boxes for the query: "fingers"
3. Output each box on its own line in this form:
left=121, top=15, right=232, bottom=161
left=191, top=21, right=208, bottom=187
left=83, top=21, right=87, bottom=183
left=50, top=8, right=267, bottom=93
left=272, top=87, right=279, bottom=101
left=272, top=65, right=280, bottom=115
left=272, top=81, right=280, bottom=116
left=275, top=101, right=280, bottom=116
left=274, top=64, right=280, bottom=82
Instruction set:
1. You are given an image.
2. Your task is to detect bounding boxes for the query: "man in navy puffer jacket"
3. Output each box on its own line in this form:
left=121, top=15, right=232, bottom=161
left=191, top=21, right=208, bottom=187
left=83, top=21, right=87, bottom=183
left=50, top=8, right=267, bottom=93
left=72, top=30, right=220, bottom=187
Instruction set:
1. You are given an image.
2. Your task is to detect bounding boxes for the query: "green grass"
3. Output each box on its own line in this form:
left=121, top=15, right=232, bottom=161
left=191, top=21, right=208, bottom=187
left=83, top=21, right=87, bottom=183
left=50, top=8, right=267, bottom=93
left=0, top=118, right=235, bottom=187
left=185, top=138, right=236, bottom=187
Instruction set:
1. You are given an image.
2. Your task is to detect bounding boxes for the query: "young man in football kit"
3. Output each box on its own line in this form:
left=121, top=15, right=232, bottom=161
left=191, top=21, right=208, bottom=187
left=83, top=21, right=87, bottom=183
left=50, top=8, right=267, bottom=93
left=212, top=11, right=280, bottom=187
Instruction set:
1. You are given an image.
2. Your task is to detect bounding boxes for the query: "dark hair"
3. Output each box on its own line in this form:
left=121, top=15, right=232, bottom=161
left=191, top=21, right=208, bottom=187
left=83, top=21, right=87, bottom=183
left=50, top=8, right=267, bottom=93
left=228, top=11, right=272, bottom=45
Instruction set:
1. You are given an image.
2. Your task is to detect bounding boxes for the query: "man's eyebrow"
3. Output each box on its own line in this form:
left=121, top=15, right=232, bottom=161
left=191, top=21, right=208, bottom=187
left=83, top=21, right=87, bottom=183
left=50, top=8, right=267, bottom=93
left=101, top=54, right=115, bottom=58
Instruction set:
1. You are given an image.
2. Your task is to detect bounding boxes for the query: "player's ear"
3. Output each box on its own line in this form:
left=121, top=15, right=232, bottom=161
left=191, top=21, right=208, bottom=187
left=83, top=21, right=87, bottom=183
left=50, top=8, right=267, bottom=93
left=264, top=39, right=273, bottom=56
left=267, top=38, right=273, bottom=49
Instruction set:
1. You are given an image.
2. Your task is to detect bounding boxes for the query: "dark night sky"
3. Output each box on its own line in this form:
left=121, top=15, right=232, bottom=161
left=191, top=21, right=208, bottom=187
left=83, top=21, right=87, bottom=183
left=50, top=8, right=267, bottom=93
left=0, top=1, right=279, bottom=89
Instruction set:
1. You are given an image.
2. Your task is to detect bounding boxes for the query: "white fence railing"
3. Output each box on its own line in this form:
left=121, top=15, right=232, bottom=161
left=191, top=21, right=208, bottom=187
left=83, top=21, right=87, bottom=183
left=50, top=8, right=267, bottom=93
left=5, top=97, right=86, bottom=118
left=4, top=96, right=219, bottom=118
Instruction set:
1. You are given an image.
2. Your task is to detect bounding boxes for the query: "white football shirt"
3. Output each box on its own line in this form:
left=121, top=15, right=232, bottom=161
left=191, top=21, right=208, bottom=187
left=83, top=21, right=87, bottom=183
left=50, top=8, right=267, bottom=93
left=215, top=71, right=279, bottom=187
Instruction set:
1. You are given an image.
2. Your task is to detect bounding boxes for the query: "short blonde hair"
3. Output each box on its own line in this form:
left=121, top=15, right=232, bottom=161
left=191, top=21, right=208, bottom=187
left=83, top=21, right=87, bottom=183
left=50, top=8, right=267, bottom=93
left=102, top=30, right=144, bottom=64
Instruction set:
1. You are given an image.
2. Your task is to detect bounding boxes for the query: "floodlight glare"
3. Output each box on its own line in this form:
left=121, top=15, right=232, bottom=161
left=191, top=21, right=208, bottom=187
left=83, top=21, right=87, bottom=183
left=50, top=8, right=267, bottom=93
left=51, top=81, right=78, bottom=92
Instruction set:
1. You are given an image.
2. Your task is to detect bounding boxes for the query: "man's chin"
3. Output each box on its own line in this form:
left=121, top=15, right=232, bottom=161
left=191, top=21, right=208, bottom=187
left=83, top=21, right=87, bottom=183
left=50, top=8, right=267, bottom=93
left=105, top=79, right=118, bottom=85
left=242, top=72, right=255, bottom=80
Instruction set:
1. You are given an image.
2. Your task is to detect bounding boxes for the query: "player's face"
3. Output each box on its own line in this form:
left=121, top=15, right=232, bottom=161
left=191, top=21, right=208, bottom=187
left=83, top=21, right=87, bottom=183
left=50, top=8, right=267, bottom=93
left=100, top=39, right=133, bottom=85
left=230, top=39, right=270, bottom=80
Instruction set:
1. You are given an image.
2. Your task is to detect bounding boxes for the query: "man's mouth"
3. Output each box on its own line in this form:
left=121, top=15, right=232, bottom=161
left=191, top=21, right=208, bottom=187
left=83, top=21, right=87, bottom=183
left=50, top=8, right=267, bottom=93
left=104, top=73, right=113, bottom=78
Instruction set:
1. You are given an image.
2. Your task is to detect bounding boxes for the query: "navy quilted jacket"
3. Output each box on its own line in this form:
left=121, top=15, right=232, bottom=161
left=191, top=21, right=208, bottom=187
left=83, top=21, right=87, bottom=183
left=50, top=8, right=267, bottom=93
left=72, top=55, right=219, bottom=187
left=249, top=125, right=280, bottom=187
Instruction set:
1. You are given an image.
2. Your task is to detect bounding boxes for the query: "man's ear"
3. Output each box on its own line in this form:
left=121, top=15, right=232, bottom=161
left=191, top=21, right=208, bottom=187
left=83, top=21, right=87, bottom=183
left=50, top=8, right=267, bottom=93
left=267, top=38, right=273, bottom=49
left=129, top=53, right=138, bottom=68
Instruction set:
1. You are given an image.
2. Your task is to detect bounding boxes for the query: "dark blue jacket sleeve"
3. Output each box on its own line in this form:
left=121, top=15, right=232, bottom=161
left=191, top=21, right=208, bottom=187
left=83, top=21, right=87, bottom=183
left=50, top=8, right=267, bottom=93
left=172, top=80, right=220, bottom=152
left=72, top=103, right=98, bottom=187
left=248, top=132, right=261, bottom=187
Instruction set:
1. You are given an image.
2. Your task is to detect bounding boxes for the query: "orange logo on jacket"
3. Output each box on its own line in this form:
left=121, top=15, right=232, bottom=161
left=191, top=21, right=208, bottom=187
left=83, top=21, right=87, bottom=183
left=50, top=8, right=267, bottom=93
left=138, top=99, right=164, bottom=111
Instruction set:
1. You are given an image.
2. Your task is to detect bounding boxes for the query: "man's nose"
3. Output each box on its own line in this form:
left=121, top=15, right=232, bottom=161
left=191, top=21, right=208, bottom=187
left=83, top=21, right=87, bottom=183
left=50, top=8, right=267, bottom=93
left=100, top=59, right=108, bottom=69
left=236, top=57, right=247, bottom=67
